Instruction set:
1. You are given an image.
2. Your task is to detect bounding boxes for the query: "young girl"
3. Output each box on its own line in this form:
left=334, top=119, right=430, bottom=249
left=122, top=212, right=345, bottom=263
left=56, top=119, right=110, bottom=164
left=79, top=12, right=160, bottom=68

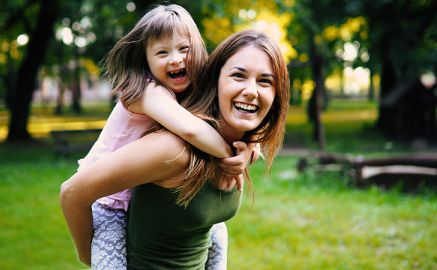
left=74, top=4, right=252, bottom=270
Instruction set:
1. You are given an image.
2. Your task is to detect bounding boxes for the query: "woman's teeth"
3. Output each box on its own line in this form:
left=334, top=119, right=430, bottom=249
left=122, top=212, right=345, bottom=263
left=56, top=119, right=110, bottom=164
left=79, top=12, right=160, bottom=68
left=234, top=102, right=258, bottom=112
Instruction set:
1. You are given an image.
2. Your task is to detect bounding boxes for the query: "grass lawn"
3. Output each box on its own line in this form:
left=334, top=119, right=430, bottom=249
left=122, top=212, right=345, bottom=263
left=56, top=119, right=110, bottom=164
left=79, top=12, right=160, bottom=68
left=0, top=100, right=436, bottom=269
left=228, top=158, right=437, bottom=269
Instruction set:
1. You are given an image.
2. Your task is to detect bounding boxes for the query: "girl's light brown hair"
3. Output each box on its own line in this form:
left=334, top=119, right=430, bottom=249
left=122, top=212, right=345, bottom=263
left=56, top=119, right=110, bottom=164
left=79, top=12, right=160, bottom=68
left=174, top=30, right=290, bottom=206
left=104, top=4, right=207, bottom=108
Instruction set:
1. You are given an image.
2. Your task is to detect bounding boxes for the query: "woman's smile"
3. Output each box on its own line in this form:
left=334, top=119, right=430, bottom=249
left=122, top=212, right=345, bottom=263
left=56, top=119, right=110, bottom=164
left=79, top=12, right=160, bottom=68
left=218, top=45, right=276, bottom=140
left=233, top=102, right=259, bottom=113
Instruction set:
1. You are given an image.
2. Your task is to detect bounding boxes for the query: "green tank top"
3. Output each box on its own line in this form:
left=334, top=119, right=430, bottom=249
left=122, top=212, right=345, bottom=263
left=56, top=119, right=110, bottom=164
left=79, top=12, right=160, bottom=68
left=127, top=181, right=241, bottom=270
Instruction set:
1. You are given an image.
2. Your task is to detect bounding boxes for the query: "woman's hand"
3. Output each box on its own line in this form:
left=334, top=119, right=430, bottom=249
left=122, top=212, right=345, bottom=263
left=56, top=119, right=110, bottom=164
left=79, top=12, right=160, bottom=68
left=218, top=141, right=252, bottom=191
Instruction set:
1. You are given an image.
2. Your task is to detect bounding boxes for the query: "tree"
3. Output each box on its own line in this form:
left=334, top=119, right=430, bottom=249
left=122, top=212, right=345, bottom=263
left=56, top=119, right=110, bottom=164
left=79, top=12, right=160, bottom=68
left=5, top=0, right=59, bottom=142
left=347, top=0, right=437, bottom=141
left=45, top=0, right=139, bottom=114
left=281, top=0, right=351, bottom=149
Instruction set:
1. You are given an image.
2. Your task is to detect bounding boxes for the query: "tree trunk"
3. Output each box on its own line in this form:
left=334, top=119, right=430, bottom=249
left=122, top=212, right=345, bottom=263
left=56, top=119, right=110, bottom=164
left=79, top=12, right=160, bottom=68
left=367, top=68, right=375, bottom=101
left=55, top=42, right=65, bottom=115
left=4, top=41, right=15, bottom=110
left=71, top=53, right=82, bottom=114
left=376, top=54, right=397, bottom=132
left=55, top=80, right=65, bottom=115
left=6, top=0, right=58, bottom=142
left=377, top=57, right=437, bottom=141
left=308, top=40, right=326, bottom=150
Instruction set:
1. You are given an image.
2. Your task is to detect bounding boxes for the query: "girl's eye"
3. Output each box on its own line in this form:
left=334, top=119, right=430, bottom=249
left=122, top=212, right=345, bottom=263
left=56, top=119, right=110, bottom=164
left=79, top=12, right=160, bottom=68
left=157, top=50, right=167, bottom=55
left=180, top=46, right=190, bottom=52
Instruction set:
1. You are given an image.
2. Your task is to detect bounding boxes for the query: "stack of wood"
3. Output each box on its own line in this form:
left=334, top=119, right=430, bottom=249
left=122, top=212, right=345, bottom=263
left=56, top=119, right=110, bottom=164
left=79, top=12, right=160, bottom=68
left=297, top=152, right=437, bottom=189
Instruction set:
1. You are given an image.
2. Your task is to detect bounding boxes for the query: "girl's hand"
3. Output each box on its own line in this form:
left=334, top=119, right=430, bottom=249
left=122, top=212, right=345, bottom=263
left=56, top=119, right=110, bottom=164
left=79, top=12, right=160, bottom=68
left=250, top=143, right=262, bottom=164
left=219, top=141, right=251, bottom=192
left=218, top=141, right=250, bottom=176
left=221, top=174, right=243, bottom=192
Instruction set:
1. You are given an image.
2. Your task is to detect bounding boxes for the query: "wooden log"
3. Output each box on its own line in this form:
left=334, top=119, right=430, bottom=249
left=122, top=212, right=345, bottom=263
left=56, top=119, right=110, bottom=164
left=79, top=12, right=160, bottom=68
left=296, top=152, right=437, bottom=186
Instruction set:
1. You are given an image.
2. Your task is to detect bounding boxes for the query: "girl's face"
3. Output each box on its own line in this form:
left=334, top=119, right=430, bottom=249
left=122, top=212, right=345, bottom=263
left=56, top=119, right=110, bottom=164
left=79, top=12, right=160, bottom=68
left=217, top=45, right=276, bottom=140
left=146, top=32, right=191, bottom=93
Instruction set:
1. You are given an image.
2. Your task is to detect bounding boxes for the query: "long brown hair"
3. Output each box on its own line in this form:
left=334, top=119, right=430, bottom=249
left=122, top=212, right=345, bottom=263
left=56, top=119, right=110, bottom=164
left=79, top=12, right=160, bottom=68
left=174, top=30, right=290, bottom=207
left=103, top=4, right=207, bottom=108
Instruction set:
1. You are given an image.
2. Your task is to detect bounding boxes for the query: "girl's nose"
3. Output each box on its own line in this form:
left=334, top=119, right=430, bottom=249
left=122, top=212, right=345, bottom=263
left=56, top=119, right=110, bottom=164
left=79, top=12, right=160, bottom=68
left=169, top=53, right=183, bottom=65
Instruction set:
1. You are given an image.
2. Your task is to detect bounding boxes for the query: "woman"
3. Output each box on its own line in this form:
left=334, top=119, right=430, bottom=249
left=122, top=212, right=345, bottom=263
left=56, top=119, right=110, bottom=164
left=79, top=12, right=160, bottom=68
left=60, top=29, right=290, bottom=269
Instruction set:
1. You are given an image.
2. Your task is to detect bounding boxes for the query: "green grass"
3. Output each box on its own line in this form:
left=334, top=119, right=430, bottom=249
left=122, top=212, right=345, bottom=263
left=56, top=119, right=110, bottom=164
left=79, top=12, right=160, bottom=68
left=0, top=144, right=84, bottom=270
left=0, top=144, right=436, bottom=269
left=228, top=158, right=437, bottom=269
left=1, top=100, right=436, bottom=269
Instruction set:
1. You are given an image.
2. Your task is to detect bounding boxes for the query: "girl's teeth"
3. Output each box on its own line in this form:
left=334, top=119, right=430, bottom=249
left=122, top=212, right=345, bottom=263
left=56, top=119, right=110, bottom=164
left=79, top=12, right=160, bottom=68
left=168, top=69, right=186, bottom=78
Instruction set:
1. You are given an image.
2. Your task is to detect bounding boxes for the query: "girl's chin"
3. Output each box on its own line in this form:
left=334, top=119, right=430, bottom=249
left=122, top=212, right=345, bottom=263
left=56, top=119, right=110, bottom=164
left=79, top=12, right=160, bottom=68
left=166, top=79, right=191, bottom=93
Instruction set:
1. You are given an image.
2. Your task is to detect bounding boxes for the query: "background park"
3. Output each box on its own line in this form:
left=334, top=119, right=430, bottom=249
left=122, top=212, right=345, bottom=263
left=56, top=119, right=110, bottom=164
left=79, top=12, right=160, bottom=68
left=1, top=0, right=436, bottom=269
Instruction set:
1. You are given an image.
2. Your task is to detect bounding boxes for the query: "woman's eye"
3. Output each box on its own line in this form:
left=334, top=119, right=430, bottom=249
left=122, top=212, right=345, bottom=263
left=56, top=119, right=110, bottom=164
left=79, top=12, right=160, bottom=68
left=231, top=73, right=244, bottom=79
left=259, top=78, right=273, bottom=86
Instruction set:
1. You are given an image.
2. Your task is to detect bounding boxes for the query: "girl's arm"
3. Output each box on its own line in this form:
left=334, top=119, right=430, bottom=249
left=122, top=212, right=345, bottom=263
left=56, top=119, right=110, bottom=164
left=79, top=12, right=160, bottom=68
left=128, top=84, right=233, bottom=158
left=60, top=132, right=189, bottom=266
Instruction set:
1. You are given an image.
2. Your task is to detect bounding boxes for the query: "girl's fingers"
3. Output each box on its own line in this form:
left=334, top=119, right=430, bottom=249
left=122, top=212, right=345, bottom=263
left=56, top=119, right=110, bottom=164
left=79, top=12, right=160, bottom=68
left=219, top=160, right=243, bottom=168
left=235, top=175, right=243, bottom=191
left=220, top=169, right=242, bottom=176
left=233, top=141, right=248, bottom=155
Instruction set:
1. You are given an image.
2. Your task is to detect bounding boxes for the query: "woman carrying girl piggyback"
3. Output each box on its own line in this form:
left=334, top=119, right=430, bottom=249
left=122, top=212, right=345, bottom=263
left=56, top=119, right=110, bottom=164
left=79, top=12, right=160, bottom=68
left=73, top=4, right=250, bottom=269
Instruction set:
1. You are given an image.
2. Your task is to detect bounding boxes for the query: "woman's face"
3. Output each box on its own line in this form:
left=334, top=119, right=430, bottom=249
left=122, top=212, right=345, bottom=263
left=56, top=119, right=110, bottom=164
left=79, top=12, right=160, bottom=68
left=217, top=45, right=276, bottom=139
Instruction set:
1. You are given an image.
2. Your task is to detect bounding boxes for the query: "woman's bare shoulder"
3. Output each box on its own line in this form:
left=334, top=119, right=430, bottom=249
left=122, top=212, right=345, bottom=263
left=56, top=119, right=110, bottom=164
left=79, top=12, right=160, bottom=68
left=137, top=130, right=190, bottom=168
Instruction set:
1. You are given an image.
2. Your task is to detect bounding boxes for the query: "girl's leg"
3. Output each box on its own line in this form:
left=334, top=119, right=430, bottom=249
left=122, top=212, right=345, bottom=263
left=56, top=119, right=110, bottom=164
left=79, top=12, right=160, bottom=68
left=206, top=222, right=228, bottom=270
left=91, top=202, right=127, bottom=270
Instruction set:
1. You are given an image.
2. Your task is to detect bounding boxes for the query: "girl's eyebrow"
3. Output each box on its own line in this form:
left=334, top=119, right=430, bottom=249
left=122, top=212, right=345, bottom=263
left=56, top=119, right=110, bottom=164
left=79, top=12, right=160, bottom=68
left=230, top=67, right=274, bottom=78
left=151, top=40, right=189, bottom=50
left=176, top=40, right=190, bottom=46
left=149, top=44, right=167, bottom=51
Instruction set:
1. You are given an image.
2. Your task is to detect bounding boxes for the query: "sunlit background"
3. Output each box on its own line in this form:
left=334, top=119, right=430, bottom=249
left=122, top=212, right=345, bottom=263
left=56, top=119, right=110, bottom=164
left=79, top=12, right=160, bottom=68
left=1, top=0, right=436, bottom=143
left=1, top=1, right=437, bottom=269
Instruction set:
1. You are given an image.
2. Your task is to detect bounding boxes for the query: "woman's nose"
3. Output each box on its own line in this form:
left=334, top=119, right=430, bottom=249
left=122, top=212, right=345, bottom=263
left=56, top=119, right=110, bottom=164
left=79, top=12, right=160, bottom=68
left=242, top=79, right=258, bottom=98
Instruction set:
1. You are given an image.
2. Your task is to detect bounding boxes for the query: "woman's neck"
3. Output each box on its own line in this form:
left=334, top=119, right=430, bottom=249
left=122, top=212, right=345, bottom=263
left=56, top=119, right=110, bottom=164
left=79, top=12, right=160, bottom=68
left=217, top=119, right=245, bottom=144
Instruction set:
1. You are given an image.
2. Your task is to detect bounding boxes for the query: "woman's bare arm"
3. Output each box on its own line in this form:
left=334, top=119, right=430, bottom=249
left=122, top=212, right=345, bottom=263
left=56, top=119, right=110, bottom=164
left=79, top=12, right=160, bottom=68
left=60, top=131, right=189, bottom=265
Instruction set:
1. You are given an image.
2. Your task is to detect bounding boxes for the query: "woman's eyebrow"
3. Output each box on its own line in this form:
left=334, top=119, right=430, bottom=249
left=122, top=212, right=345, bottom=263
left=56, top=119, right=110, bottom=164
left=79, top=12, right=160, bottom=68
left=230, top=67, right=274, bottom=77
left=230, top=67, right=246, bottom=72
